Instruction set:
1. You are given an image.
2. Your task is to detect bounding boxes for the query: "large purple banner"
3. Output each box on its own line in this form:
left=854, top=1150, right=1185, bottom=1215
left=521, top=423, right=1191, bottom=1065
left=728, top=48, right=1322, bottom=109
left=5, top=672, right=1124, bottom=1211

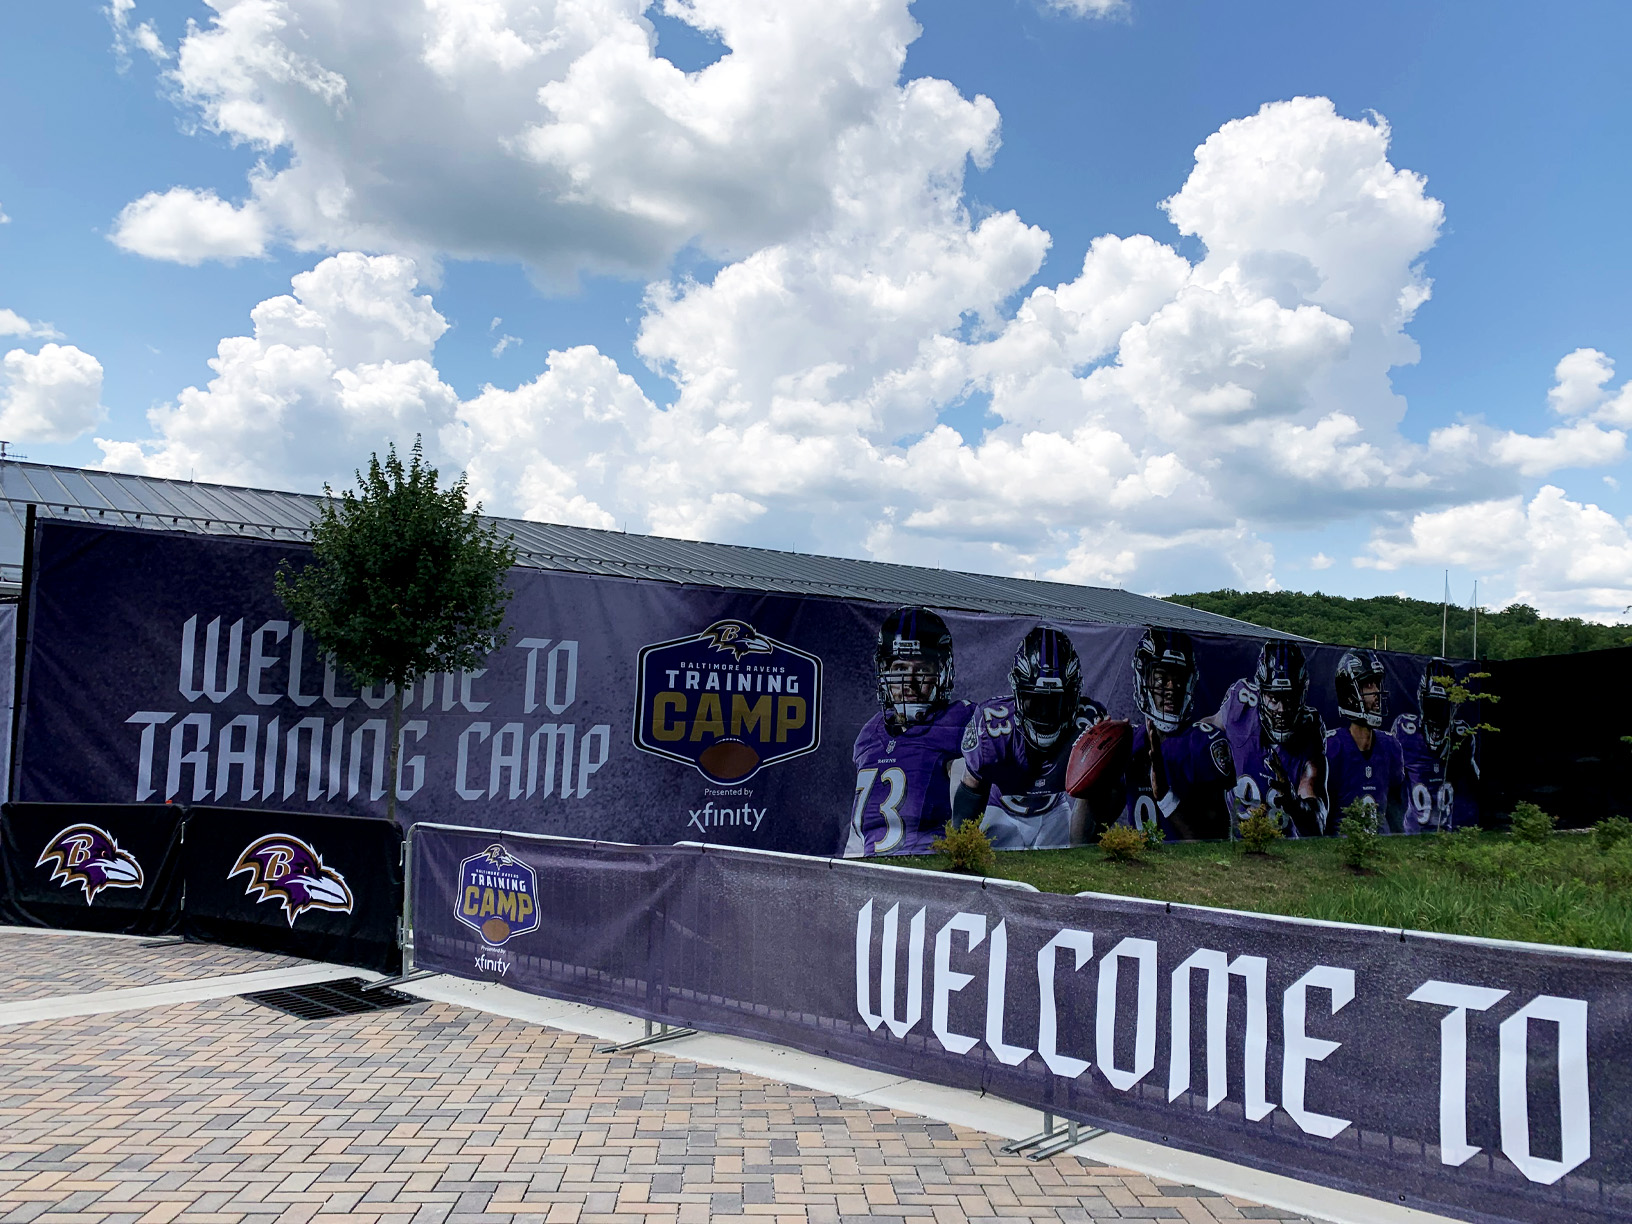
left=411, top=827, right=1631, bottom=1224
left=15, top=519, right=1481, bottom=853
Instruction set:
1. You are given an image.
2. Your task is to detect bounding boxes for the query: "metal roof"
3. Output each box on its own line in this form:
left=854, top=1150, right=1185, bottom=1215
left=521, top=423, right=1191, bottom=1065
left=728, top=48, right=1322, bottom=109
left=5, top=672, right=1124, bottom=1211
left=0, top=460, right=1296, bottom=639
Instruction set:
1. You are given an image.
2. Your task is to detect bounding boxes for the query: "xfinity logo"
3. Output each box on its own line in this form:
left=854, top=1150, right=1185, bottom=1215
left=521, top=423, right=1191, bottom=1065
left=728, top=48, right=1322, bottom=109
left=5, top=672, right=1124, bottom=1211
left=688, top=802, right=767, bottom=833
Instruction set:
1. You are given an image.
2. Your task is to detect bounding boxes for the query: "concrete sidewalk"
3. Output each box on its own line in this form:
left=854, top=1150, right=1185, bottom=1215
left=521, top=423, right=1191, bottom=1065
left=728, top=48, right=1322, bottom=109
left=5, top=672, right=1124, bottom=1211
left=0, top=928, right=1445, bottom=1224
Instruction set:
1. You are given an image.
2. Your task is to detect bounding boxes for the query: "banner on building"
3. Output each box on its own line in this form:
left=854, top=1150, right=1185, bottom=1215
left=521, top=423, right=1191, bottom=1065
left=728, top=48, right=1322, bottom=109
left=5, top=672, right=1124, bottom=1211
left=180, top=805, right=403, bottom=973
left=0, top=801, right=183, bottom=935
left=411, top=826, right=1631, bottom=1224
left=13, top=519, right=1487, bottom=855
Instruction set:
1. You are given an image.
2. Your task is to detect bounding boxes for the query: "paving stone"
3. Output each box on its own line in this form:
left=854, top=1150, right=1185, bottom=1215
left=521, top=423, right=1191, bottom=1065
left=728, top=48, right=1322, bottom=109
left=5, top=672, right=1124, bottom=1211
left=0, top=932, right=1303, bottom=1224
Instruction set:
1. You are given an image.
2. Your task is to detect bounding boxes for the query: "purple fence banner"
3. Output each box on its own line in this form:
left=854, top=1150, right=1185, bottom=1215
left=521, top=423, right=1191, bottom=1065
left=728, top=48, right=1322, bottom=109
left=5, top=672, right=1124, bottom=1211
left=411, top=825, right=1632, bottom=1224
left=16, top=519, right=1485, bottom=855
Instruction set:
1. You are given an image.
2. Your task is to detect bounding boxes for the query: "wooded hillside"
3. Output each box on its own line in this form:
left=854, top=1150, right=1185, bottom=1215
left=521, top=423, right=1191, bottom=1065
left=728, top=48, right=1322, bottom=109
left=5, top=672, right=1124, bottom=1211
left=1165, top=589, right=1630, bottom=659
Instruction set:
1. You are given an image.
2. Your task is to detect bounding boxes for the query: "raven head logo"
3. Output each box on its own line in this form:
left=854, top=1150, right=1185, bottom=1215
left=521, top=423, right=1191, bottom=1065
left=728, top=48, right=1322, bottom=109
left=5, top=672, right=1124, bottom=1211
left=230, top=834, right=354, bottom=926
left=700, top=619, right=774, bottom=660
left=36, top=824, right=144, bottom=904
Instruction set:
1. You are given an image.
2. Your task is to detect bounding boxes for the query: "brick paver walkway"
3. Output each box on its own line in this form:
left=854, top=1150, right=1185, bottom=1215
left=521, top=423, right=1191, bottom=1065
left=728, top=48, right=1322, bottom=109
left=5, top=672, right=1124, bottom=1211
left=0, top=932, right=1317, bottom=1223
left=0, top=929, right=306, bottom=1001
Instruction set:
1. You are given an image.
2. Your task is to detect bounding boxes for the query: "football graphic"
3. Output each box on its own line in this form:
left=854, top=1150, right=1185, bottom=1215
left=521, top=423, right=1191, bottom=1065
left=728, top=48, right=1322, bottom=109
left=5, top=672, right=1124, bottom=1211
left=698, top=738, right=761, bottom=781
left=1066, top=719, right=1132, bottom=796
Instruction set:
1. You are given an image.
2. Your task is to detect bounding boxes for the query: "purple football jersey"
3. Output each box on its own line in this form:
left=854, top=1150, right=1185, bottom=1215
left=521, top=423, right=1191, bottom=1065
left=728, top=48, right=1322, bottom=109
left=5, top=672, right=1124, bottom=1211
left=1325, top=725, right=1406, bottom=833
left=1392, top=713, right=1480, bottom=833
left=842, top=702, right=975, bottom=857
left=1213, top=679, right=1330, bottom=837
left=1124, top=721, right=1235, bottom=842
left=961, top=695, right=1104, bottom=849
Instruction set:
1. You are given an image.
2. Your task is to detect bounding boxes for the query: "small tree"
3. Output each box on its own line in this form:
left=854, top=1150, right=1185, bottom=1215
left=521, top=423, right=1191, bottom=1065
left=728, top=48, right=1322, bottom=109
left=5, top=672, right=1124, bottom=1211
left=1439, top=670, right=1501, bottom=743
left=1338, top=800, right=1381, bottom=872
left=932, top=820, right=996, bottom=875
left=275, top=440, right=517, bottom=819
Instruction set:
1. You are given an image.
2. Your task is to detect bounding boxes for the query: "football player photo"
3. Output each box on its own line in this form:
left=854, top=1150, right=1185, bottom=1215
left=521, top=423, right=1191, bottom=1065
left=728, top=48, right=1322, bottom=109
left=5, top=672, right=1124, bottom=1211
left=1207, top=639, right=1330, bottom=837
left=841, top=607, right=975, bottom=857
left=1392, top=658, right=1480, bottom=833
left=953, top=623, right=1105, bottom=850
left=1112, top=628, right=1235, bottom=841
left=1324, top=650, right=1406, bottom=833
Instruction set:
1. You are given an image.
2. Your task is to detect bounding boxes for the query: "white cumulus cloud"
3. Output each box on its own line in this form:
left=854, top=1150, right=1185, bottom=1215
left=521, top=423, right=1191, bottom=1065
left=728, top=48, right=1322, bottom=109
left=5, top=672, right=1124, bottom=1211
left=97, top=253, right=456, bottom=488
left=113, top=0, right=987, bottom=277
left=111, top=187, right=268, bottom=264
left=101, top=96, right=1476, bottom=582
left=0, top=309, right=62, bottom=340
left=107, top=0, right=169, bottom=65
left=1, top=344, right=107, bottom=442
left=1360, top=486, right=1632, bottom=620
left=94, top=51, right=1632, bottom=618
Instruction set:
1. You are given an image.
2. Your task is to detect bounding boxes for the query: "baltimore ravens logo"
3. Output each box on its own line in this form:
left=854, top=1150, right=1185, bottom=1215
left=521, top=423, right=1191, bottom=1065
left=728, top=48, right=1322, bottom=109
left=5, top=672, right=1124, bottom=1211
left=36, top=824, right=144, bottom=904
left=230, top=834, right=354, bottom=926
left=700, top=619, right=775, bottom=660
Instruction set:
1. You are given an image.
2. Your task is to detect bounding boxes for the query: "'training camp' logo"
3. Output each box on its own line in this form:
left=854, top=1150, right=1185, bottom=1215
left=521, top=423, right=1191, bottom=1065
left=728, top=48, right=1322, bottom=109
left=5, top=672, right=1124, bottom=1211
left=633, top=618, right=823, bottom=783
left=230, top=834, right=355, bottom=926
left=36, top=825, right=144, bottom=904
left=455, top=844, right=540, bottom=946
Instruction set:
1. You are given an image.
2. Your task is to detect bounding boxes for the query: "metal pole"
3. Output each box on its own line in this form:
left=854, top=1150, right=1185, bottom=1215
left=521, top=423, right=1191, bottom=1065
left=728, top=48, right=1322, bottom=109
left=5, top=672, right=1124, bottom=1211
left=1441, top=570, right=1448, bottom=657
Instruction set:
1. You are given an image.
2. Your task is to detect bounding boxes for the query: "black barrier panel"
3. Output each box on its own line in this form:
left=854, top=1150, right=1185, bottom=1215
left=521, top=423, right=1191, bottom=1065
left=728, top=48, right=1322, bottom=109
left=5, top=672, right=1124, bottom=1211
left=15, top=517, right=1487, bottom=855
left=182, top=806, right=402, bottom=973
left=0, top=802, right=183, bottom=935
left=413, top=829, right=1632, bottom=1224
left=1486, top=647, right=1632, bottom=828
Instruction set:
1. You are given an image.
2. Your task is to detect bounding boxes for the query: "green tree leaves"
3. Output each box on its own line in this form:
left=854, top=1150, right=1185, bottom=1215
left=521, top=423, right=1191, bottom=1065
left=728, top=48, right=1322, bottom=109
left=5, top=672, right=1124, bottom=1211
left=1166, top=589, right=1630, bottom=659
left=275, top=438, right=518, bottom=817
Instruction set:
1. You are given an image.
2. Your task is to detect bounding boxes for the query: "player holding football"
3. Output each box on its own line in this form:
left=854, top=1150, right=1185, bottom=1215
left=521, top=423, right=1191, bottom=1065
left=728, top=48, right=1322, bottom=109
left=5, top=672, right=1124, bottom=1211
left=953, top=624, right=1105, bottom=850
left=1324, top=650, right=1406, bottom=834
left=842, top=607, right=976, bottom=857
left=1207, top=639, right=1330, bottom=837
left=1392, top=658, right=1480, bottom=833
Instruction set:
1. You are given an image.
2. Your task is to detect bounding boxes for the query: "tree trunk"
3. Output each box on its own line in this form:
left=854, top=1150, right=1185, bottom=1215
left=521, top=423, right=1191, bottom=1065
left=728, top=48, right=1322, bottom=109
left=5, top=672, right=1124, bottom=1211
left=388, top=681, right=403, bottom=823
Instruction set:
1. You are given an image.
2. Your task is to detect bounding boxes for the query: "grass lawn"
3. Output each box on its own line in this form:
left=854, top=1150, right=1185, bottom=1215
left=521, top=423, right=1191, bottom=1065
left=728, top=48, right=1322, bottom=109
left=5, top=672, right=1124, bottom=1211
left=902, top=830, right=1632, bottom=953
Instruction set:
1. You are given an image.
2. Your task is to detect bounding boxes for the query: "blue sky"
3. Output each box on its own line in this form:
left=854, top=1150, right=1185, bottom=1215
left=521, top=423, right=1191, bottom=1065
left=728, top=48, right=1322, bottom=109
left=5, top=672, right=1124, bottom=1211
left=2, top=0, right=1630, bottom=617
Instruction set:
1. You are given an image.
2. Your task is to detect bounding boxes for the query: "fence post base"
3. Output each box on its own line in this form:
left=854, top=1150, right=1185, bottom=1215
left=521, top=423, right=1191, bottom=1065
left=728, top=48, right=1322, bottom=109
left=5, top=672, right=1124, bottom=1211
left=1001, top=1112, right=1105, bottom=1161
left=362, top=970, right=438, bottom=992
left=594, top=1019, right=699, bottom=1054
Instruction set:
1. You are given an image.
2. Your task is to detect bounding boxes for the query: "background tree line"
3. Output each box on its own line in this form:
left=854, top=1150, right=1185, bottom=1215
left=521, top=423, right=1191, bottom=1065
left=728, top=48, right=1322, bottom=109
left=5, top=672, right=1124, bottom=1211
left=1165, top=589, right=1632, bottom=660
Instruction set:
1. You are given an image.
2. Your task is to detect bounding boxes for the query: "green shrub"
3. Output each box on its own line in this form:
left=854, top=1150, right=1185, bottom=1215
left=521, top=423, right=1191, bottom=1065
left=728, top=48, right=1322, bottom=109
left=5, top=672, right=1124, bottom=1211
left=1238, top=806, right=1283, bottom=855
left=1594, top=815, right=1632, bottom=853
left=932, top=819, right=996, bottom=876
left=1141, top=821, right=1166, bottom=853
left=1339, top=800, right=1381, bottom=872
left=1098, top=824, right=1146, bottom=863
left=1509, top=801, right=1556, bottom=844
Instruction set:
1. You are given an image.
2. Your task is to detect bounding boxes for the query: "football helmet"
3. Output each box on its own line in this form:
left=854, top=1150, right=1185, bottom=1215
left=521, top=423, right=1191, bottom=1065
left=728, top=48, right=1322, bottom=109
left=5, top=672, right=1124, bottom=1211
left=1334, top=650, right=1389, bottom=728
left=875, top=607, right=954, bottom=727
left=1254, top=639, right=1309, bottom=745
left=1010, top=624, right=1083, bottom=750
left=1132, top=627, right=1197, bottom=734
left=1419, top=657, right=1455, bottom=751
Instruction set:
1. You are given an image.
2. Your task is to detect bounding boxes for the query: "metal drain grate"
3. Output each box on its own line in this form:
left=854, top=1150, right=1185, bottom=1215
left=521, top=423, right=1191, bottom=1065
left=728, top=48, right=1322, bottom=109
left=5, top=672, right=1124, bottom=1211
left=243, top=977, right=421, bottom=1020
